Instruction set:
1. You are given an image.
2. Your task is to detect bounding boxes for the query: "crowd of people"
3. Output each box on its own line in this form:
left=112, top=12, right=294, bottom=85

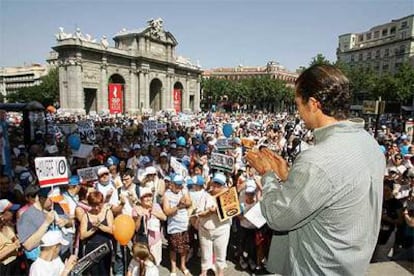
left=0, top=72, right=414, bottom=275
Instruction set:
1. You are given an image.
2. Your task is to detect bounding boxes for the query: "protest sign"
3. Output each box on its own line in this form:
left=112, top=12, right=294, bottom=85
left=77, top=120, right=96, bottom=143
left=210, top=152, right=234, bottom=173
left=143, top=120, right=157, bottom=144
left=77, top=165, right=104, bottom=182
left=71, top=144, right=94, bottom=159
left=35, top=157, right=69, bottom=187
left=216, top=138, right=234, bottom=151
left=170, top=156, right=188, bottom=178
left=215, top=186, right=240, bottom=222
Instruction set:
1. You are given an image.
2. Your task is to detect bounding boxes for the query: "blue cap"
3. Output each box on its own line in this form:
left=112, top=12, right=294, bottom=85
left=172, top=174, right=184, bottom=185
left=212, top=172, right=226, bottom=185
left=195, top=175, right=205, bottom=186
left=68, top=175, right=80, bottom=186
left=186, top=178, right=194, bottom=187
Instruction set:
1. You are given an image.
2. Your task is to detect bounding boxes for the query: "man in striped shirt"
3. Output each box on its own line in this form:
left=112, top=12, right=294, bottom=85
left=247, top=64, right=385, bottom=275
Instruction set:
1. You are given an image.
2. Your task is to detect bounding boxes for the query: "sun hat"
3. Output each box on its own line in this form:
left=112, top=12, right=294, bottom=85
left=40, top=230, right=69, bottom=247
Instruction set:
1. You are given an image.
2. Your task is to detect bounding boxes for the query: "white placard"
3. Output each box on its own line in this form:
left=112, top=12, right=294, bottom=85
left=72, top=144, right=94, bottom=159
left=210, top=152, right=234, bottom=173
left=35, top=156, right=69, bottom=187
left=244, top=202, right=267, bottom=228
left=170, top=156, right=188, bottom=178
left=77, top=165, right=104, bottom=182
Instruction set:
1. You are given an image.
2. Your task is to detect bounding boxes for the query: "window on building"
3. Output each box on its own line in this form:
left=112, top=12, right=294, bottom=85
left=351, top=54, right=355, bottom=62
left=390, top=26, right=396, bottom=34
left=399, top=45, right=405, bottom=55
left=359, top=53, right=363, bottom=61
left=384, top=48, right=389, bottom=57
left=366, top=33, right=372, bottom=40
left=382, top=29, right=388, bottom=36
left=401, top=21, right=408, bottom=29
left=367, top=52, right=371, bottom=60
left=375, top=50, right=380, bottom=58
left=358, top=35, right=364, bottom=42
left=374, top=31, right=380, bottom=39
left=401, top=31, right=407, bottom=39
left=382, top=64, right=389, bottom=71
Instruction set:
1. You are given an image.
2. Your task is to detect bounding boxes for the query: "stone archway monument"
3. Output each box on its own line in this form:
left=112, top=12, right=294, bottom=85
left=51, top=18, right=202, bottom=115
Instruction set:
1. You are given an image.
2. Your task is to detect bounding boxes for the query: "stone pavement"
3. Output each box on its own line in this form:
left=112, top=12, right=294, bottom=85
left=158, top=259, right=414, bottom=276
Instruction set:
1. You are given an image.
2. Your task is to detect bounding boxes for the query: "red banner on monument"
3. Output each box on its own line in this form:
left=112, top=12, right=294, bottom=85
left=173, top=89, right=181, bottom=113
left=108, top=84, right=123, bottom=114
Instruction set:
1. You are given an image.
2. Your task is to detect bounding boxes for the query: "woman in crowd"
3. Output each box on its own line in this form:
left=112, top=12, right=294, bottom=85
left=134, top=187, right=166, bottom=265
left=163, top=174, right=192, bottom=276
left=79, top=191, right=113, bottom=275
left=197, top=172, right=232, bottom=276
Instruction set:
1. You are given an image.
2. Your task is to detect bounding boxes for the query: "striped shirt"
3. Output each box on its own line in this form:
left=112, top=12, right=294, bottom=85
left=260, top=119, right=385, bottom=276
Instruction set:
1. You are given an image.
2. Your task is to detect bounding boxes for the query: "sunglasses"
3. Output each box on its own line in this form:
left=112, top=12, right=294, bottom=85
left=99, top=172, right=109, bottom=177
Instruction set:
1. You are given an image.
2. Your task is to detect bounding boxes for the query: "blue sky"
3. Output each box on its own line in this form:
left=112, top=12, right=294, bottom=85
left=0, top=0, right=412, bottom=71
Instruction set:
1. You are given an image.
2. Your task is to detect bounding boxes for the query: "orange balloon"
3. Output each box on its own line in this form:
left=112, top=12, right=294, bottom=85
left=113, top=214, right=135, bottom=245
left=46, top=105, right=56, bottom=113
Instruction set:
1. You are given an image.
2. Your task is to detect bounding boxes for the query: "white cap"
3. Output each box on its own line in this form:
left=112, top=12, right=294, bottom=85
left=160, top=152, right=168, bottom=158
left=145, top=166, right=157, bottom=175
left=0, top=199, right=20, bottom=213
left=172, top=174, right=184, bottom=185
left=97, top=167, right=110, bottom=176
left=133, top=144, right=141, bottom=150
left=139, top=187, right=153, bottom=198
left=40, top=231, right=69, bottom=247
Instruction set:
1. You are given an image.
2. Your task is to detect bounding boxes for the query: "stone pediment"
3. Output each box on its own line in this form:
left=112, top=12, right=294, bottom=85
left=114, top=18, right=178, bottom=47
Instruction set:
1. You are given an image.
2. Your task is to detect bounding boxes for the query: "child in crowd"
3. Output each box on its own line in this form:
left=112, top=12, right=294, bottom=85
left=127, top=242, right=158, bottom=276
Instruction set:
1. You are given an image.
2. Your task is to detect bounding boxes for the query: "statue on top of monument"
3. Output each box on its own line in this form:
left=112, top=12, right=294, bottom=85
left=147, top=18, right=164, bottom=38
left=55, top=27, right=72, bottom=41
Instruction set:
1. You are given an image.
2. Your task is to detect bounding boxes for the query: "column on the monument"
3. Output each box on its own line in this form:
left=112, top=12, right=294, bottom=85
left=75, top=61, right=83, bottom=112
left=138, top=71, right=146, bottom=112
left=164, top=75, right=171, bottom=110
left=129, top=65, right=138, bottom=114
left=195, top=79, right=201, bottom=112
left=144, top=72, right=150, bottom=109
left=58, top=66, right=68, bottom=109
left=66, top=63, right=83, bottom=112
left=184, top=76, right=190, bottom=110
left=100, top=60, right=108, bottom=112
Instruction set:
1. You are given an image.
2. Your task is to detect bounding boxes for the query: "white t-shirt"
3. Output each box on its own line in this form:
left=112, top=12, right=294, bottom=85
left=96, top=181, right=119, bottom=206
left=29, top=256, right=64, bottom=276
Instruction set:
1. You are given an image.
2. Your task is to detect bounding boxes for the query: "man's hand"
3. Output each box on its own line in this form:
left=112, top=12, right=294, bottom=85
left=246, top=148, right=289, bottom=181
left=44, top=211, right=56, bottom=225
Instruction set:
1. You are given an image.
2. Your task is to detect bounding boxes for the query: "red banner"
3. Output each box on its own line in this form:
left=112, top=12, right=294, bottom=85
left=108, top=84, right=123, bottom=114
left=173, top=89, right=182, bottom=113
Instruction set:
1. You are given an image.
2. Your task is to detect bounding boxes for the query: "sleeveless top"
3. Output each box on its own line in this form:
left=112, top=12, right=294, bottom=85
left=165, top=189, right=189, bottom=234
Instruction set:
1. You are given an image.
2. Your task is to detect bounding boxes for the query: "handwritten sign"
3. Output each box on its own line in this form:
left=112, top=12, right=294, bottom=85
left=77, top=120, right=96, bottom=143
left=77, top=165, right=104, bottom=182
left=143, top=120, right=157, bottom=144
left=35, top=157, right=69, bottom=187
left=210, top=152, right=234, bottom=173
left=215, top=186, right=240, bottom=222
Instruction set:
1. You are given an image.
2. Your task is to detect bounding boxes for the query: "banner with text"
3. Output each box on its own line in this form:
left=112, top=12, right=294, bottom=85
left=173, top=89, right=182, bottom=113
left=108, top=83, right=123, bottom=114
left=35, top=157, right=69, bottom=187
left=215, top=186, right=241, bottom=222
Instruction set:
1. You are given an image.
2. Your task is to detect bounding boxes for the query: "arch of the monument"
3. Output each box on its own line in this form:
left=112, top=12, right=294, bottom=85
left=149, top=78, right=163, bottom=112
left=173, top=82, right=184, bottom=113
left=108, top=74, right=126, bottom=114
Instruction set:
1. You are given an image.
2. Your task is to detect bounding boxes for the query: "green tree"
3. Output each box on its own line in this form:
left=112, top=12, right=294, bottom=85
left=309, top=53, right=332, bottom=67
left=6, top=67, right=59, bottom=106
left=393, top=62, right=414, bottom=103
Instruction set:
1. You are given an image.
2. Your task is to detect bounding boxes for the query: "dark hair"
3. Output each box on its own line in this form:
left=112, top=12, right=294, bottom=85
left=121, top=168, right=135, bottom=178
left=295, top=64, right=351, bottom=120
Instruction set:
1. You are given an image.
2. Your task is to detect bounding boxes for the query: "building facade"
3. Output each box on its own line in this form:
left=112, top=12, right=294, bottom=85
left=50, top=18, right=202, bottom=115
left=337, top=14, right=414, bottom=74
left=203, top=61, right=297, bottom=86
left=0, top=64, right=49, bottom=100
